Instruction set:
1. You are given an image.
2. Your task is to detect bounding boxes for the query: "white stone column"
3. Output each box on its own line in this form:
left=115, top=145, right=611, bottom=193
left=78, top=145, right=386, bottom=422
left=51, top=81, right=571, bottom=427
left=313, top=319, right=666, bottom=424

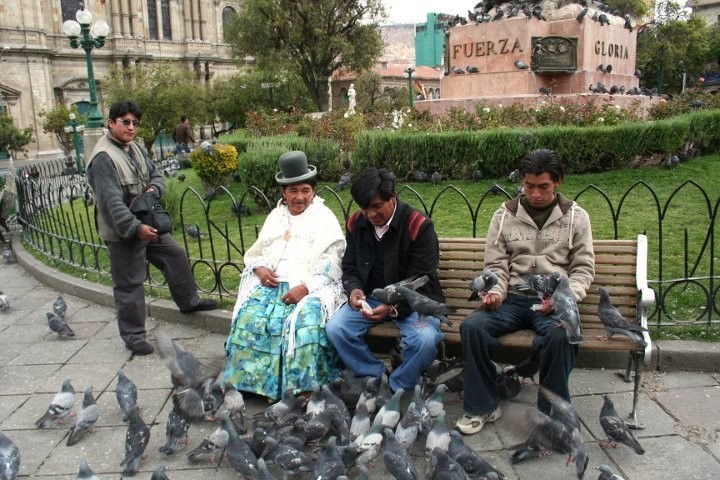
left=182, top=0, right=192, bottom=40
left=130, top=0, right=141, bottom=37
left=191, top=0, right=201, bottom=40
left=111, top=0, right=123, bottom=37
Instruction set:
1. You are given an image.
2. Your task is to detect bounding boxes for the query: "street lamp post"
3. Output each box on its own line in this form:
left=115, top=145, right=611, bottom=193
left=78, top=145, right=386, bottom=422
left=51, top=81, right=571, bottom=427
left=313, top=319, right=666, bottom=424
left=62, top=9, right=110, bottom=130
left=63, top=113, right=85, bottom=174
left=404, top=65, right=416, bottom=108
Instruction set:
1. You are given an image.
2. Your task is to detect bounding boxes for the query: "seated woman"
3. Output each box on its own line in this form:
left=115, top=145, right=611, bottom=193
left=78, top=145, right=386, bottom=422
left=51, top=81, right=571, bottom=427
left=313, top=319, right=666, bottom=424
left=223, top=151, right=346, bottom=400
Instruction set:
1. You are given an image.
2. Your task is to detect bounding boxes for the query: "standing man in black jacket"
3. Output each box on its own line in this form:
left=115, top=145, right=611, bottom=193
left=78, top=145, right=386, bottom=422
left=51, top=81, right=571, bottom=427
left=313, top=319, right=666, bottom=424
left=326, top=167, right=444, bottom=392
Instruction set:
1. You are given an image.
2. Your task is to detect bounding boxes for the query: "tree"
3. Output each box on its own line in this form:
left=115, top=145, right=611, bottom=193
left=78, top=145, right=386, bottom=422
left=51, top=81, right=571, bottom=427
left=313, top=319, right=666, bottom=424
left=101, top=62, right=210, bottom=153
left=39, top=104, right=87, bottom=155
left=0, top=115, right=33, bottom=157
left=355, top=70, right=383, bottom=111
left=636, top=5, right=711, bottom=94
left=225, top=0, right=385, bottom=112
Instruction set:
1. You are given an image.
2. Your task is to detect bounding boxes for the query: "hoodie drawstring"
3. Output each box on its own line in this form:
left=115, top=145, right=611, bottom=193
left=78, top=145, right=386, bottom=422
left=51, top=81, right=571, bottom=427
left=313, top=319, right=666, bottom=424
left=568, top=204, right=575, bottom=250
left=494, top=207, right=507, bottom=246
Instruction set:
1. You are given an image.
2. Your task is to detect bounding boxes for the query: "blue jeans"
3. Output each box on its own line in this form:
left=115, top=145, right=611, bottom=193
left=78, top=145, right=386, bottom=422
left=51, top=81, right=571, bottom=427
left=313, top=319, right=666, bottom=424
left=174, top=143, right=190, bottom=154
left=460, top=294, right=577, bottom=416
left=326, top=298, right=444, bottom=392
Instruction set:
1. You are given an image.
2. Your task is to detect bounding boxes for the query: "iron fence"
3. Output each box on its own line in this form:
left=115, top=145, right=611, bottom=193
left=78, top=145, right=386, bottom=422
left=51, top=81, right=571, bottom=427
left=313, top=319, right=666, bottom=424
left=14, top=157, right=720, bottom=332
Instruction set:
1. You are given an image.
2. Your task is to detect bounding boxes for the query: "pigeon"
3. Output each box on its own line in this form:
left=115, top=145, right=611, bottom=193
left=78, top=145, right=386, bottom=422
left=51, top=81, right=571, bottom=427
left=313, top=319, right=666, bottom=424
left=257, top=457, right=279, bottom=480
left=357, top=377, right=382, bottom=414
left=451, top=66, right=466, bottom=75
left=116, top=369, right=138, bottom=422
left=53, top=295, right=67, bottom=317
left=186, top=412, right=231, bottom=463
left=383, top=428, right=418, bottom=480
left=226, top=416, right=259, bottom=478
left=448, top=430, right=505, bottom=479
left=2, top=248, right=13, bottom=264
left=596, top=464, right=626, bottom=480
left=335, top=172, right=352, bottom=191
left=518, top=271, right=561, bottom=298
left=76, top=459, right=98, bottom=479
left=159, top=402, right=190, bottom=456
left=396, top=285, right=456, bottom=326
left=504, top=349, right=540, bottom=383
left=663, top=154, right=680, bottom=170
left=598, top=64, right=612, bottom=74
left=0, top=431, right=20, bottom=480
left=468, top=269, right=498, bottom=301
left=155, top=329, right=225, bottom=391
left=265, top=388, right=296, bottom=421
left=200, top=140, right=216, bottom=156
left=173, top=386, right=206, bottom=424
left=185, top=224, right=201, bottom=238
left=150, top=466, right=170, bottom=480
left=233, top=171, right=242, bottom=182
left=514, top=60, right=529, bottom=70
left=598, top=13, right=610, bottom=25
left=532, top=5, right=547, bottom=20
left=262, top=435, right=314, bottom=477
left=688, top=99, right=705, bottom=109
left=312, top=436, right=346, bottom=480
left=426, top=384, right=447, bottom=418
left=466, top=65, right=479, bottom=74
left=47, top=311, right=75, bottom=337
left=395, top=401, right=421, bottom=449
left=231, top=202, right=251, bottom=217
left=222, top=383, right=247, bottom=434
left=333, top=369, right=368, bottom=409
left=576, top=7, right=588, bottom=21
left=305, top=404, right=341, bottom=444
left=355, top=423, right=384, bottom=467
left=426, top=410, right=451, bottom=455
left=597, top=287, right=648, bottom=346
left=599, top=395, right=645, bottom=454
left=508, top=168, right=521, bottom=182
left=623, top=14, right=633, bottom=30
left=177, top=173, right=186, bottom=182
left=552, top=276, right=583, bottom=344
left=539, top=86, right=553, bottom=96
left=495, top=369, right=522, bottom=399
left=35, top=378, right=75, bottom=428
left=471, top=170, right=483, bottom=183
left=120, top=407, right=150, bottom=476
left=372, top=274, right=429, bottom=305
left=322, top=384, right=352, bottom=427
left=412, top=383, right=432, bottom=433
left=66, top=387, right=99, bottom=446
left=373, top=388, right=404, bottom=430
left=427, top=446, right=470, bottom=480
left=509, top=407, right=588, bottom=478
left=0, top=291, right=8, bottom=311
left=541, top=387, right=581, bottom=432
left=431, top=171, right=443, bottom=186
left=351, top=397, right=371, bottom=440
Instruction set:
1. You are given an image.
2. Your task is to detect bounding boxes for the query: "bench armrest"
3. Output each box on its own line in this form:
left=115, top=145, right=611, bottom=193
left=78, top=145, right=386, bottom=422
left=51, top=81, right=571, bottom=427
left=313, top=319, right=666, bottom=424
left=635, top=234, right=655, bottom=365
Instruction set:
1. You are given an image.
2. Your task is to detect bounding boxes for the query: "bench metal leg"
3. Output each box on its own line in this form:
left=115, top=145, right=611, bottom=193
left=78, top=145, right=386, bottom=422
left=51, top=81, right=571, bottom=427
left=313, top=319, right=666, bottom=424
left=626, top=350, right=646, bottom=430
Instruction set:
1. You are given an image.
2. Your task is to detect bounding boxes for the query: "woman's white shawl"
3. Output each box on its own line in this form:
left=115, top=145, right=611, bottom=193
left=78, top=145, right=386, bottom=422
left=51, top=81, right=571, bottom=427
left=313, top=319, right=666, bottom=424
left=231, top=197, right=346, bottom=356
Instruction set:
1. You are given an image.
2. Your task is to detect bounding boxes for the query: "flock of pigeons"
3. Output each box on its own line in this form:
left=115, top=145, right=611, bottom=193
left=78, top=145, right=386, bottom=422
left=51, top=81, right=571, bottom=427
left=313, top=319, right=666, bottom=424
left=0, top=257, right=648, bottom=479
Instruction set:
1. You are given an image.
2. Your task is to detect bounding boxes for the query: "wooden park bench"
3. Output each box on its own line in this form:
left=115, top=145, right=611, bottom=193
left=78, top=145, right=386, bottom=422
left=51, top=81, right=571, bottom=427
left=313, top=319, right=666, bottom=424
left=368, top=234, right=655, bottom=429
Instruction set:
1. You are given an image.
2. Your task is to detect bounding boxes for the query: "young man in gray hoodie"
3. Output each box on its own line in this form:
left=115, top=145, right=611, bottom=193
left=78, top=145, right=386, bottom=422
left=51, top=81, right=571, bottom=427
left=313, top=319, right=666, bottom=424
left=457, top=148, right=595, bottom=435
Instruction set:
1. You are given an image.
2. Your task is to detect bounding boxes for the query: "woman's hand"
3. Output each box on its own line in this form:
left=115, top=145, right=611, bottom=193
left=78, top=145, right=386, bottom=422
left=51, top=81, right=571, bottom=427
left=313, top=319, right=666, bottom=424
left=254, top=266, right=279, bottom=288
left=282, top=285, right=308, bottom=305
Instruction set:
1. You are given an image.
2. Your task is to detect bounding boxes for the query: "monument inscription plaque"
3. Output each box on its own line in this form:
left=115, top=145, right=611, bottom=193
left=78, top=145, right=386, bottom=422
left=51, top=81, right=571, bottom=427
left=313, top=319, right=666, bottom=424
left=531, top=36, right=578, bottom=74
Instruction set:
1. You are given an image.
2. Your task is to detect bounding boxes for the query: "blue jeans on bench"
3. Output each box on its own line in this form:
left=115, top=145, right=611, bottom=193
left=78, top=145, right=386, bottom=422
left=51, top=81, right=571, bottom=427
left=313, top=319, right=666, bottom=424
left=326, top=297, right=444, bottom=393
left=460, top=293, right=577, bottom=416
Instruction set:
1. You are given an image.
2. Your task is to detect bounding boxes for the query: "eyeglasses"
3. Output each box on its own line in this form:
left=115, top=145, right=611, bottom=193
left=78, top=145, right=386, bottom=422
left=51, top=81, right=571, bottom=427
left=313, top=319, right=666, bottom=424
left=116, top=118, right=141, bottom=127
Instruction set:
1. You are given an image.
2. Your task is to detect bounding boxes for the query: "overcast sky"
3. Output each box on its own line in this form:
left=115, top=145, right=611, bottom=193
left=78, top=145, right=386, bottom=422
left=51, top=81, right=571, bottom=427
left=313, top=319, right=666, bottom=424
left=383, top=0, right=473, bottom=24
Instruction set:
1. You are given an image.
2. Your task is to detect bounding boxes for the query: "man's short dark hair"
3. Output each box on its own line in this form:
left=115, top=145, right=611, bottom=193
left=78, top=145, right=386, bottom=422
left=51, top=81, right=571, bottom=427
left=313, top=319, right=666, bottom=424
left=519, top=149, right=564, bottom=182
left=350, top=167, right=395, bottom=209
left=108, top=100, right=143, bottom=121
left=180, top=115, right=188, bottom=122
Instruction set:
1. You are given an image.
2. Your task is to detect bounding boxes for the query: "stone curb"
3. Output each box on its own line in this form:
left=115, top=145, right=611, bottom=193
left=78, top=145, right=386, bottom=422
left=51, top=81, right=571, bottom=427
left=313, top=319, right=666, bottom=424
left=10, top=234, right=714, bottom=373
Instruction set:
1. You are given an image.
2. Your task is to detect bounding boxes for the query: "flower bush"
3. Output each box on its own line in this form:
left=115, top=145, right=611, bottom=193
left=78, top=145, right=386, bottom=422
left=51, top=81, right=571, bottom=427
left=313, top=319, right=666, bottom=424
left=190, top=143, right=238, bottom=191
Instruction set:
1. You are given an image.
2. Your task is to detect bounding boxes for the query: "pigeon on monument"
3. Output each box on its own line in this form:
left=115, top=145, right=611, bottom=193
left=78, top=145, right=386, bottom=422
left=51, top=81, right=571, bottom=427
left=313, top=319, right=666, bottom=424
left=451, top=66, right=466, bottom=75
left=66, top=387, right=100, bottom=446
left=599, top=395, right=645, bottom=454
left=532, top=5, right=547, bottom=20
left=597, top=287, right=648, bottom=346
left=35, top=378, right=75, bottom=428
left=0, top=430, right=20, bottom=480
left=115, top=369, right=138, bottom=423
left=468, top=269, right=498, bottom=301
left=120, top=407, right=151, bottom=476
left=47, top=311, right=75, bottom=337
left=623, top=14, right=633, bottom=30
left=576, top=7, right=588, bottom=21
left=514, top=60, right=529, bottom=70
left=539, top=86, right=553, bottom=96
left=466, top=65, right=479, bottom=73
left=396, top=285, right=456, bottom=326
left=552, top=276, right=583, bottom=344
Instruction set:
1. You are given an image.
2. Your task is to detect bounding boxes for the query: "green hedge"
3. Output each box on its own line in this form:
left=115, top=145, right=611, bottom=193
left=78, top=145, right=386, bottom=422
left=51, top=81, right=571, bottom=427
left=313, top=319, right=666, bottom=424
left=352, top=110, right=720, bottom=178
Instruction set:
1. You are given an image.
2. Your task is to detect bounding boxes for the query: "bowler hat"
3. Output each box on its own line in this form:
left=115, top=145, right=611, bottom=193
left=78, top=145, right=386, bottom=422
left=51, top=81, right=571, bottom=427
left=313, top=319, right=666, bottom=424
left=275, top=151, right=317, bottom=185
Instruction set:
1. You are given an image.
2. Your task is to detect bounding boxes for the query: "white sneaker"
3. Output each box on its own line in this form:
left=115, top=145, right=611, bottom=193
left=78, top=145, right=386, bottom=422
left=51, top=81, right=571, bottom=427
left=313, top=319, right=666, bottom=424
left=455, top=406, right=502, bottom=435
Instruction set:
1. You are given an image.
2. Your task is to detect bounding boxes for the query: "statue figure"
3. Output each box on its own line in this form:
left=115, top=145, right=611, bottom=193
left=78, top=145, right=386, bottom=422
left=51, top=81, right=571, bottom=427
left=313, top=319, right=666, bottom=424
left=345, top=83, right=356, bottom=118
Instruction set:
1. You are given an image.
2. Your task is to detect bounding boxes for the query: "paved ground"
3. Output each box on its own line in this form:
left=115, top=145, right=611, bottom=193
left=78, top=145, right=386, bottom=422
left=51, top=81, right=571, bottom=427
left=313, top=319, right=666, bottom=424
left=2, top=234, right=720, bottom=479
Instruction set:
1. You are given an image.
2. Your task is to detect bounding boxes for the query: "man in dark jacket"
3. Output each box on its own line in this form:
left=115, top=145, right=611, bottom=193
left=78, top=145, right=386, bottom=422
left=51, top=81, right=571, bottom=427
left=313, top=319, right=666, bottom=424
left=172, top=115, right=195, bottom=154
left=326, top=167, right=444, bottom=392
left=87, top=100, right=216, bottom=355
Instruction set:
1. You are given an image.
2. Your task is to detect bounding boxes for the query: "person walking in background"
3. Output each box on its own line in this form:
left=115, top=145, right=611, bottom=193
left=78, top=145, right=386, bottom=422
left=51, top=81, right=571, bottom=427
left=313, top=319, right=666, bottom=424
left=325, top=167, right=445, bottom=393
left=86, top=100, right=216, bottom=356
left=172, top=115, right=195, bottom=154
left=456, top=149, right=595, bottom=435
left=223, top=151, right=346, bottom=400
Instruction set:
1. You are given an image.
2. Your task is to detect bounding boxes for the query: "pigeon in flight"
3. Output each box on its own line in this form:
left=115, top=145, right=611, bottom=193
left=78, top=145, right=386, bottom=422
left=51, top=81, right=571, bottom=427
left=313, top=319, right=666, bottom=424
left=36, top=378, right=75, bottom=428
left=597, top=287, right=647, bottom=346
left=66, top=386, right=99, bottom=446
left=599, top=395, right=645, bottom=454
left=47, top=311, right=75, bottom=337
left=469, top=269, right=498, bottom=301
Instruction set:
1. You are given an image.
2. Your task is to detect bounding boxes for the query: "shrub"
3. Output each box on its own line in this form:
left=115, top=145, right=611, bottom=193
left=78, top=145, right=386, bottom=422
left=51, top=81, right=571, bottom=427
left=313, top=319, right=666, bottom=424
left=190, top=143, right=238, bottom=191
left=236, top=143, right=285, bottom=210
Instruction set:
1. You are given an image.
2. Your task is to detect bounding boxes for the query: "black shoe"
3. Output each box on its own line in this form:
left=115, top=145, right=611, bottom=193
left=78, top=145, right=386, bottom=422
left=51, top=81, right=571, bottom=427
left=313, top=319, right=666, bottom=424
left=181, top=299, right=217, bottom=314
left=127, top=340, right=154, bottom=355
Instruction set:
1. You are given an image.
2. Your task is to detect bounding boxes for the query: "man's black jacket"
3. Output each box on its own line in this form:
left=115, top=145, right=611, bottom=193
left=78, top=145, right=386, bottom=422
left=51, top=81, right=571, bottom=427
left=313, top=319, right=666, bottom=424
left=342, top=200, right=444, bottom=318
